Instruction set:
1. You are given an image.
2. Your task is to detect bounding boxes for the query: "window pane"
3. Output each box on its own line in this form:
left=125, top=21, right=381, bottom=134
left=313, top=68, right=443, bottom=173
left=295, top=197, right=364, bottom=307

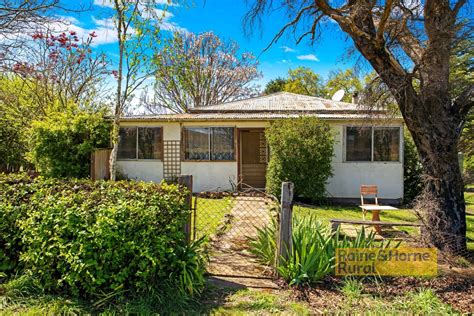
left=374, top=128, right=400, bottom=161
left=138, top=127, right=162, bottom=159
left=118, top=127, right=137, bottom=159
left=346, top=127, right=372, bottom=161
left=184, top=128, right=210, bottom=160
left=211, top=127, right=235, bottom=160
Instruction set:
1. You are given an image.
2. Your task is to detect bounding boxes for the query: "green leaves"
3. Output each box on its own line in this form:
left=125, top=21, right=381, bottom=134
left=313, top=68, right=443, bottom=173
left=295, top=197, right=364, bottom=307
left=0, top=174, right=205, bottom=299
left=29, top=108, right=111, bottom=178
left=265, top=117, right=335, bottom=202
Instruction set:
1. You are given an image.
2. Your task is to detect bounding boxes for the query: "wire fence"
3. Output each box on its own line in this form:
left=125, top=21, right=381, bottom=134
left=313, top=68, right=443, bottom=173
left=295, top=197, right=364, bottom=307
left=193, top=188, right=279, bottom=278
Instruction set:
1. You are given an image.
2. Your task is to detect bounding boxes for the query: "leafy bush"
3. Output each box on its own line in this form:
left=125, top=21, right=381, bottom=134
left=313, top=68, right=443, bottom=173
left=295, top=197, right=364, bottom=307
left=0, top=174, right=205, bottom=299
left=29, top=108, right=110, bottom=178
left=265, top=117, right=334, bottom=202
left=249, top=214, right=397, bottom=285
left=403, top=131, right=424, bottom=204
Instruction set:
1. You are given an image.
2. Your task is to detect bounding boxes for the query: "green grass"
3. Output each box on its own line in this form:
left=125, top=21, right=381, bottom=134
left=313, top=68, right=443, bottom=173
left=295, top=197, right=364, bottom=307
left=295, top=194, right=474, bottom=251
left=192, top=196, right=235, bottom=240
left=293, top=204, right=419, bottom=234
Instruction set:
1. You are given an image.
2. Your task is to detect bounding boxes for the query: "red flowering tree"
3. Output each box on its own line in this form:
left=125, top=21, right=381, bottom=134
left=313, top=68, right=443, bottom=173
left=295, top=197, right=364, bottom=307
left=10, top=30, right=110, bottom=110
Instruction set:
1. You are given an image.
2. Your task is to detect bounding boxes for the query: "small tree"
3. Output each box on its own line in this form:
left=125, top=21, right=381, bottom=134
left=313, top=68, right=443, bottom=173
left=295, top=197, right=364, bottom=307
left=148, top=31, right=260, bottom=114
left=266, top=117, right=334, bottom=201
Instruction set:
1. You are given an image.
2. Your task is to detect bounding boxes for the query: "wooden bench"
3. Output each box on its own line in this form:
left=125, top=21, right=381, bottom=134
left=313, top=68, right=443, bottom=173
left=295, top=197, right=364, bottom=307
left=330, top=219, right=421, bottom=233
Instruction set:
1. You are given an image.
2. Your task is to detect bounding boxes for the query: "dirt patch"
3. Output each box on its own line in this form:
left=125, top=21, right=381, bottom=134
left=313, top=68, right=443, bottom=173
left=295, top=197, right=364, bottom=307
left=206, top=196, right=279, bottom=287
left=289, top=274, right=473, bottom=314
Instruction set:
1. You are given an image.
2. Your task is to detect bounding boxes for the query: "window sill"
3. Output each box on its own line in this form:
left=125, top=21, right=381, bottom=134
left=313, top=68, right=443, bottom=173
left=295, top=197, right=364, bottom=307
left=182, top=160, right=236, bottom=163
left=117, top=159, right=163, bottom=162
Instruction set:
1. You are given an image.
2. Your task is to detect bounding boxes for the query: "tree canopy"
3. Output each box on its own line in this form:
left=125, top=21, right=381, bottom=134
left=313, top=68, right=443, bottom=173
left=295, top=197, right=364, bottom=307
left=149, top=31, right=260, bottom=113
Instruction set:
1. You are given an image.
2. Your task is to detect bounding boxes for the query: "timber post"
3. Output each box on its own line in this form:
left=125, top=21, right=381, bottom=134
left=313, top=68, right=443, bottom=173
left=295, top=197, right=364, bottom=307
left=277, top=181, right=294, bottom=267
left=178, top=175, right=193, bottom=243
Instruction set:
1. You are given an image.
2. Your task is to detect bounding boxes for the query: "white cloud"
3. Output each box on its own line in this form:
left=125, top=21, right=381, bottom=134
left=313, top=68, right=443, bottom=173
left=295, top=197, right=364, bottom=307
left=281, top=59, right=288, bottom=63
left=280, top=46, right=295, bottom=53
left=296, top=54, right=320, bottom=62
left=93, top=0, right=179, bottom=9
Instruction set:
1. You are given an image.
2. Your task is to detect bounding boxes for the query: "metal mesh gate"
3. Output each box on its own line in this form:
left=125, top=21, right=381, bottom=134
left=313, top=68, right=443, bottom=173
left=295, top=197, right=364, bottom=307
left=192, top=189, right=279, bottom=278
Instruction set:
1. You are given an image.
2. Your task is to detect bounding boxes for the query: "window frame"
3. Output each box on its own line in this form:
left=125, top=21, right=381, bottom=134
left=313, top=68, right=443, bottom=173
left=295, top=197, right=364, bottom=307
left=117, top=126, right=164, bottom=161
left=343, top=125, right=402, bottom=163
left=181, top=126, right=237, bottom=162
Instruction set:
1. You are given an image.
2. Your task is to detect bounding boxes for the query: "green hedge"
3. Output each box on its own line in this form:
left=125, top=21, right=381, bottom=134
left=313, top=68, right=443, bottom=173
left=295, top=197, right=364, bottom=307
left=265, top=117, right=334, bottom=202
left=29, top=109, right=111, bottom=178
left=0, top=174, right=204, bottom=298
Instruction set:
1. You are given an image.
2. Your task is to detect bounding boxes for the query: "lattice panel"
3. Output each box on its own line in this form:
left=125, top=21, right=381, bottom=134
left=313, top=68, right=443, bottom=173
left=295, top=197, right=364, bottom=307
left=259, top=132, right=267, bottom=163
left=163, top=140, right=181, bottom=181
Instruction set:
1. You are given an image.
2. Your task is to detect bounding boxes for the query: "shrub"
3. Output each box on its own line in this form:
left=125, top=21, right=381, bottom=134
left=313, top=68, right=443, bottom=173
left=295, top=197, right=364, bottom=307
left=29, top=108, right=111, bottom=178
left=0, top=174, right=205, bottom=299
left=403, top=130, right=424, bottom=204
left=249, top=214, right=398, bottom=285
left=265, top=117, right=334, bottom=202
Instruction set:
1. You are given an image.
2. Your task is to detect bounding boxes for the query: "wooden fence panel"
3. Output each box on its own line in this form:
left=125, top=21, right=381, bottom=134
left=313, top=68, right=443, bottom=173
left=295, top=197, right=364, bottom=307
left=91, top=149, right=111, bottom=180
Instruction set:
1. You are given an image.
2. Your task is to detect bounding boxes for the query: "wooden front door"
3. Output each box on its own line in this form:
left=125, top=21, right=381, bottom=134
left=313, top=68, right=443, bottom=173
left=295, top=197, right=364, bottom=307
left=239, top=129, right=267, bottom=189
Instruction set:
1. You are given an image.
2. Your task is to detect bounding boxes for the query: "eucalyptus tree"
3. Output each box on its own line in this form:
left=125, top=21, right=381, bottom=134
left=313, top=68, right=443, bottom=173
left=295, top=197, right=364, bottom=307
left=245, top=0, right=473, bottom=253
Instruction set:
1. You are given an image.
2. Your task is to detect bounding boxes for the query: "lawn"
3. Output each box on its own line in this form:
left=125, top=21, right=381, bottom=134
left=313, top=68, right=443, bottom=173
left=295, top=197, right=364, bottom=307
left=192, top=196, right=235, bottom=240
left=294, top=191, right=474, bottom=250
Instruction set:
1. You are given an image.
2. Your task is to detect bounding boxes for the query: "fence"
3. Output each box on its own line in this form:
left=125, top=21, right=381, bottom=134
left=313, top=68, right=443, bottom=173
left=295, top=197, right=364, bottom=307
left=178, top=175, right=293, bottom=279
left=90, top=148, right=111, bottom=180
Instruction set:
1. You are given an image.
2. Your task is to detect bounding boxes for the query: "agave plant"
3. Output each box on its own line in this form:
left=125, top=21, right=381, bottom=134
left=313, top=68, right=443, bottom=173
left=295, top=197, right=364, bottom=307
left=248, top=216, right=278, bottom=266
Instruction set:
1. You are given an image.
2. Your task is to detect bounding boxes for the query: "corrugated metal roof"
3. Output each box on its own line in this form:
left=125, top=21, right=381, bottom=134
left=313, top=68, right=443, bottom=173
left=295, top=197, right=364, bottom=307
left=119, top=92, right=397, bottom=122
left=120, top=112, right=391, bottom=122
left=189, top=92, right=361, bottom=113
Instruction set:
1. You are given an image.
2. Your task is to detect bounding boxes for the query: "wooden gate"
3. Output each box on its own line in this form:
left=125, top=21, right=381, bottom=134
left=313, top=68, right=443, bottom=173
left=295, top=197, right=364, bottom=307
left=90, top=148, right=111, bottom=180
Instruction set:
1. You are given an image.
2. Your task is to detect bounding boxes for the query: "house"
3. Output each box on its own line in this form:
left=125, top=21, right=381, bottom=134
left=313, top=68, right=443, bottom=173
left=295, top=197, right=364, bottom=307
left=117, top=92, right=404, bottom=203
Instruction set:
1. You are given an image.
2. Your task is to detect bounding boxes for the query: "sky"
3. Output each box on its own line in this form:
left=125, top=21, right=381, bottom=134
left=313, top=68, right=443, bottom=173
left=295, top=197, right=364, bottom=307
left=57, top=0, right=364, bottom=90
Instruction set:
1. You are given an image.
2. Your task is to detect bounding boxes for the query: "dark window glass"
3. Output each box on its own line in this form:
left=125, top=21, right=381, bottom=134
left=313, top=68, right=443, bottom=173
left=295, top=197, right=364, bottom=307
left=374, top=128, right=400, bottom=161
left=184, top=128, right=210, bottom=160
left=118, top=127, right=137, bottom=159
left=211, top=127, right=234, bottom=160
left=346, top=127, right=372, bottom=161
left=138, top=127, right=162, bottom=159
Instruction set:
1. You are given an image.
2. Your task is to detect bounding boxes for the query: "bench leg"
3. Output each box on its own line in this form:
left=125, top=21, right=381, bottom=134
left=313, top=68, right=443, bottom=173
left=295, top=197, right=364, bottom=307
left=362, top=209, right=367, bottom=220
left=331, top=222, right=341, bottom=233
left=371, top=210, right=381, bottom=234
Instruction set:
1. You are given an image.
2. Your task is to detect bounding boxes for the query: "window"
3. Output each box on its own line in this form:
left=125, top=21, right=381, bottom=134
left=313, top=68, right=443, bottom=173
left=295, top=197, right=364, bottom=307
left=117, top=127, right=163, bottom=160
left=374, top=128, right=400, bottom=161
left=183, top=127, right=235, bottom=161
left=345, top=126, right=401, bottom=162
left=138, top=127, right=163, bottom=159
left=117, top=127, right=137, bottom=159
left=346, top=127, right=372, bottom=161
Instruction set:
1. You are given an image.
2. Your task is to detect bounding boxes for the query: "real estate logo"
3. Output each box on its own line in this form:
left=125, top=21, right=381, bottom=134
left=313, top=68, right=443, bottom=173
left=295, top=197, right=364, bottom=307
left=335, top=247, right=437, bottom=277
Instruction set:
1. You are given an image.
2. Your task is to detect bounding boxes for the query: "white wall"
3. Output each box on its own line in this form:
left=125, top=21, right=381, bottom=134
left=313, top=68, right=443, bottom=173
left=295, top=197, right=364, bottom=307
left=117, top=160, right=163, bottom=182
left=326, top=124, right=404, bottom=200
left=117, top=120, right=404, bottom=199
left=181, top=162, right=237, bottom=192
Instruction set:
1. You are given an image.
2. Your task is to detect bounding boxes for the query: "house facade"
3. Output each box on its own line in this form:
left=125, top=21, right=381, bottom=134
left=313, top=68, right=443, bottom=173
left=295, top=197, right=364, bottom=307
left=117, top=92, right=404, bottom=203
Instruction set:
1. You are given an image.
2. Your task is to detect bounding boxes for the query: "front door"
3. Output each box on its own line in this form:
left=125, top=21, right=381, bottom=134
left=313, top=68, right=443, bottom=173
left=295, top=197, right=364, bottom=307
left=239, top=129, right=267, bottom=189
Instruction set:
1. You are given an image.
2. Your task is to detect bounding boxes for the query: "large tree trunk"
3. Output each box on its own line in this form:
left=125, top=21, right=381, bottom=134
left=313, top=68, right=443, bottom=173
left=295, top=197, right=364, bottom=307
left=418, top=148, right=467, bottom=254
left=406, top=102, right=467, bottom=254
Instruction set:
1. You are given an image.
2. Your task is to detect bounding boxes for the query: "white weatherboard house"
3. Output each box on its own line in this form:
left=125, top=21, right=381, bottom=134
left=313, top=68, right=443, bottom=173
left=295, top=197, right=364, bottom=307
left=117, top=92, right=404, bottom=203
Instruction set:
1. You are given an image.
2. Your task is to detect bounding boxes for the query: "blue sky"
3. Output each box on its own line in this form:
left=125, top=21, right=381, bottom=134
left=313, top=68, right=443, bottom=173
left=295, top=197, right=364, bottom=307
left=59, top=0, right=363, bottom=87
